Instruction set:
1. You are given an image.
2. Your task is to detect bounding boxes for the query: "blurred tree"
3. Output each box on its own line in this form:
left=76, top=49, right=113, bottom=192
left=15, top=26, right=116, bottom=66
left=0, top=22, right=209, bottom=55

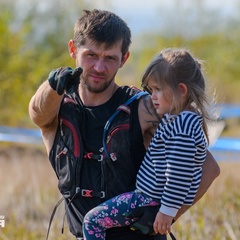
left=128, top=0, right=240, bottom=103
left=0, top=0, right=240, bottom=128
left=0, top=0, right=91, bottom=127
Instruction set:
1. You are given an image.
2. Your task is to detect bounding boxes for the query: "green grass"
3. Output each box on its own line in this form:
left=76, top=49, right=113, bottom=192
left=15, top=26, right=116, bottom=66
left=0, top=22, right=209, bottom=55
left=0, top=145, right=239, bottom=239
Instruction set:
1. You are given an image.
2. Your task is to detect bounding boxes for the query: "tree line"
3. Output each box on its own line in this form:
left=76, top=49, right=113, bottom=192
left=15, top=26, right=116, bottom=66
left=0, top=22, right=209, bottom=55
left=1, top=0, right=240, bottom=127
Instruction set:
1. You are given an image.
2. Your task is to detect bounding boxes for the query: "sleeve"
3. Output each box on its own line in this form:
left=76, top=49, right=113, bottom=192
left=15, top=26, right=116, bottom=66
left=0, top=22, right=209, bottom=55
left=160, top=133, right=197, bottom=217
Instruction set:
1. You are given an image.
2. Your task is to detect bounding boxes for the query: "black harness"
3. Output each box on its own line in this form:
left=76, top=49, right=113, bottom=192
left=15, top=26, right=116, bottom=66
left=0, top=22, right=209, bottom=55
left=46, top=90, right=148, bottom=239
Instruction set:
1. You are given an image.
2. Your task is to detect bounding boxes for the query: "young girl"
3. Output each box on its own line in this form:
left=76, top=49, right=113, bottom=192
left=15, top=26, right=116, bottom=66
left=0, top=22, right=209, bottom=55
left=83, top=48, right=211, bottom=239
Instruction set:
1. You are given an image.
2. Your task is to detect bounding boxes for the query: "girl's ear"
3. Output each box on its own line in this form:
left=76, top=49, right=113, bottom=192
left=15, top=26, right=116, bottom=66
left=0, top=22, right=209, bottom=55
left=178, top=83, right=188, bottom=97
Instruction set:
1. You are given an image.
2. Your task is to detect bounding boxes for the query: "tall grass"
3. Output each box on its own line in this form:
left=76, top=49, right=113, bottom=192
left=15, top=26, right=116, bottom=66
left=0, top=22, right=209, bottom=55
left=173, top=161, right=240, bottom=239
left=0, top=145, right=239, bottom=239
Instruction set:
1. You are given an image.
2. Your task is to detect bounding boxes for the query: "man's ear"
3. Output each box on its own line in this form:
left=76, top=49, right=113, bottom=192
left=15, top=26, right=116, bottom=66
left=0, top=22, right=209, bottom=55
left=178, top=83, right=188, bottom=97
left=68, top=40, right=76, bottom=59
left=120, top=51, right=130, bottom=68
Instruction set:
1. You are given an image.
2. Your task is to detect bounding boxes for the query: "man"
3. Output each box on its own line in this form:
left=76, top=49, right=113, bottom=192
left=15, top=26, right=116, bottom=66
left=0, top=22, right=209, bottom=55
left=29, top=9, right=220, bottom=240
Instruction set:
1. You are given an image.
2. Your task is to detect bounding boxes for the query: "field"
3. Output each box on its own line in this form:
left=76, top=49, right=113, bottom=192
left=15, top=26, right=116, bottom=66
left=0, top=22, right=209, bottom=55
left=0, top=145, right=239, bottom=240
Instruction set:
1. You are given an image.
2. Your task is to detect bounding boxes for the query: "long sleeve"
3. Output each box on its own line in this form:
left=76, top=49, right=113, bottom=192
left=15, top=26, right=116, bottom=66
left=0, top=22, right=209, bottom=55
left=136, top=111, right=207, bottom=217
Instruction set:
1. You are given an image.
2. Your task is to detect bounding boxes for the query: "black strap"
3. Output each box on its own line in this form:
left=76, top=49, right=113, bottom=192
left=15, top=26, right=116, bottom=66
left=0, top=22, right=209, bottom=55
left=169, top=232, right=177, bottom=240
left=46, top=190, right=84, bottom=239
left=77, top=187, right=105, bottom=198
left=45, top=197, right=65, bottom=240
left=103, top=91, right=148, bottom=158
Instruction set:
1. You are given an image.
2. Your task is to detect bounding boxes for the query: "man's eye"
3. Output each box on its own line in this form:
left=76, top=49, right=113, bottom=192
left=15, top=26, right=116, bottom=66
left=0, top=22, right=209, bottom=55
left=107, top=56, right=115, bottom=61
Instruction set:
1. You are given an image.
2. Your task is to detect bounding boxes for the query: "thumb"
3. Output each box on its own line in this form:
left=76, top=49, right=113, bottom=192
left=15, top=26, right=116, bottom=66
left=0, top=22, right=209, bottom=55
left=71, top=67, right=83, bottom=80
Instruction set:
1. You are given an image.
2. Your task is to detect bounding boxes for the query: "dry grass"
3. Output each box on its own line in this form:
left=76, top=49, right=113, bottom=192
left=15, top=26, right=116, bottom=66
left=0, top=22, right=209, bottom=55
left=173, top=161, right=240, bottom=239
left=0, top=145, right=240, bottom=239
left=0, top=145, right=74, bottom=240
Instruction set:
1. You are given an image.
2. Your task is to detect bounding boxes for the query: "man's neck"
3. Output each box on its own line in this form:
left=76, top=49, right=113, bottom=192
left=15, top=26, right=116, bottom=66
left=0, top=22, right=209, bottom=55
left=79, top=83, right=119, bottom=107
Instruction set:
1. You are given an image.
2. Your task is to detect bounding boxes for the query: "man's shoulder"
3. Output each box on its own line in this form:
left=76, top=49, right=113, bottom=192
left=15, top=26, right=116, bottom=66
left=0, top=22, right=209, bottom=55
left=118, top=85, right=140, bottom=96
left=137, top=94, right=161, bottom=147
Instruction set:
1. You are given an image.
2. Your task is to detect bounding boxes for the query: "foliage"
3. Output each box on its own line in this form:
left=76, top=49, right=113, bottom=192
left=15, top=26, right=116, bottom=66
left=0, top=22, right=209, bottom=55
left=0, top=0, right=90, bottom=127
left=0, top=0, right=240, bottom=127
left=130, top=33, right=240, bottom=104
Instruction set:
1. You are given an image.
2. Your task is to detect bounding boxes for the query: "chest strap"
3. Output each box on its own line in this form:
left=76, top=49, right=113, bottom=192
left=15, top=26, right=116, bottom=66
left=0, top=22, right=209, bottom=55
left=76, top=188, right=106, bottom=198
left=103, top=91, right=148, bottom=158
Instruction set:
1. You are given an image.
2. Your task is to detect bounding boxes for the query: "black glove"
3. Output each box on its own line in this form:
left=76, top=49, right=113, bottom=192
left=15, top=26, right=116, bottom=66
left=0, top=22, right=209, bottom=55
left=123, top=205, right=159, bottom=235
left=48, top=67, right=83, bottom=95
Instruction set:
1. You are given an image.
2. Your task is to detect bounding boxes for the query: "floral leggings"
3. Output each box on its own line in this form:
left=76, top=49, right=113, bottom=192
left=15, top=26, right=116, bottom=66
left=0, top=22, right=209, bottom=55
left=83, top=189, right=160, bottom=240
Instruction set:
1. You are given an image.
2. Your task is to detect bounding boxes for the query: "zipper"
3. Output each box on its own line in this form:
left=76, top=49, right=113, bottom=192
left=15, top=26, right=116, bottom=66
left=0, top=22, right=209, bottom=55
left=106, top=123, right=129, bottom=149
left=60, top=117, right=80, bottom=158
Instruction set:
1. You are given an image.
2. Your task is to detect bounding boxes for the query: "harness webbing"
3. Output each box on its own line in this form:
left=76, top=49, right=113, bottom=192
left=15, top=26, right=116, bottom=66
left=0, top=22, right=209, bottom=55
left=45, top=197, right=64, bottom=240
left=103, top=91, right=148, bottom=158
left=170, top=232, right=177, bottom=240
left=46, top=90, right=150, bottom=239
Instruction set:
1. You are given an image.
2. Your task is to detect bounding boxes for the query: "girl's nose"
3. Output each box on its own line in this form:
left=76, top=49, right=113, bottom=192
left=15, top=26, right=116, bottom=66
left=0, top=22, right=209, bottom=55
left=151, top=91, right=156, bottom=100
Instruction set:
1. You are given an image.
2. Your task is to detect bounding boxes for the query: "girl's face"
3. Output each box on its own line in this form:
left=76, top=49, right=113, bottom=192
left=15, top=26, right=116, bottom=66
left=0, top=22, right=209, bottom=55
left=147, top=78, right=174, bottom=116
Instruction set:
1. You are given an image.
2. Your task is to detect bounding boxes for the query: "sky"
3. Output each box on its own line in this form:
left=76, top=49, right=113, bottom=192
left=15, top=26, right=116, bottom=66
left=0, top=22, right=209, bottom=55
left=92, top=0, right=240, bottom=37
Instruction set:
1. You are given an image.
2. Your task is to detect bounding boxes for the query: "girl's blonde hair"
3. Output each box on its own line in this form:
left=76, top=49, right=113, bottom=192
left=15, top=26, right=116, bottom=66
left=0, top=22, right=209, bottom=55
left=141, top=48, right=211, bottom=143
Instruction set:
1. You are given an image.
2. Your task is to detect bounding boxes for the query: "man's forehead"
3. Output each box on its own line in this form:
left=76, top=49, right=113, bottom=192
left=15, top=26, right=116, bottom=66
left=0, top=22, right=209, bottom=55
left=84, top=39, right=122, bottom=52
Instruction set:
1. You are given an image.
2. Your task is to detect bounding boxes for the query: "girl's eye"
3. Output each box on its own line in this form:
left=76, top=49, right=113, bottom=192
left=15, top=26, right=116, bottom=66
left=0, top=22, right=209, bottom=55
left=145, top=86, right=152, bottom=93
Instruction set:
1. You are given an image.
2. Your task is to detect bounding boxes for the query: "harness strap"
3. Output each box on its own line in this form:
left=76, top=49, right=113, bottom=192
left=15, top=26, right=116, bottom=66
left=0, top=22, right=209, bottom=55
left=46, top=187, right=102, bottom=240
left=103, top=91, right=148, bottom=158
left=45, top=197, right=64, bottom=240
left=84, top=152, right=103, bottom=161
left=169, top=232, right=177, bottom=240
left=76, top=187, right=105, bottom=198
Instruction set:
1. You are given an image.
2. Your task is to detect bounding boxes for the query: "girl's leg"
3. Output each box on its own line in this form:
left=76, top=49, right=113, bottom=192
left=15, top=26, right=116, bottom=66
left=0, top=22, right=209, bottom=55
left=83, top=191, right=135, bottom=239
left=83, top=190, right=159, bottom=240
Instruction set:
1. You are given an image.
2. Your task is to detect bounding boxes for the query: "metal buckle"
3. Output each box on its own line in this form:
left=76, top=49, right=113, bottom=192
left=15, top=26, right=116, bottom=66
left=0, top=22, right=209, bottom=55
left=100, top=191, right=105, bottom=198
left=98, top=155, right=103, bottom=162
left=81, top=189, right=93, bottom=197
left=110, top=152, right=117, bottom=161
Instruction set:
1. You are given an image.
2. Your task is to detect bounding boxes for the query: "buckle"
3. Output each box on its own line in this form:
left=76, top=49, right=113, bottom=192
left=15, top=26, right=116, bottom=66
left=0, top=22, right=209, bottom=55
left=81, top=189, right=105, bottom=198
left=110, top=152, right=117, bottom=161
left=100, top=191, right=105, bottom=199
left=81, top=189, right=93, bottom=197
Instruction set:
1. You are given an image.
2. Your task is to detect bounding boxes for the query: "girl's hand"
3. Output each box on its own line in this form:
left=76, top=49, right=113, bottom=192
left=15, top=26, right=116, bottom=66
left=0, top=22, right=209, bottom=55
left=153, top=211, right=173, bottom=235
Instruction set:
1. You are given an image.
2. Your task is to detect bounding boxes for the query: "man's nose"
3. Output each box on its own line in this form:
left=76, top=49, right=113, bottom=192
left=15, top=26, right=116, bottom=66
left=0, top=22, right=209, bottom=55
left=94, top=59, right=106, bottom=72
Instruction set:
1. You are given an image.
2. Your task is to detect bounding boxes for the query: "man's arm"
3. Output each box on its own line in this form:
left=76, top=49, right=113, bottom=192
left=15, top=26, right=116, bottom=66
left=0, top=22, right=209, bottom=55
left=29, top=80, right=63, bottom=128
left=174, top=150, right=220, bottom=220
left=29, top=80, right=63, bottom=154
left=29, top=67, right=82, bottom=154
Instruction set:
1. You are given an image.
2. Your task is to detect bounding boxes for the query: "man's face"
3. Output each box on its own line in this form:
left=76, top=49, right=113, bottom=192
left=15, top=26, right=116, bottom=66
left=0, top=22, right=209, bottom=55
left=71, top=39, right=128, bottom=93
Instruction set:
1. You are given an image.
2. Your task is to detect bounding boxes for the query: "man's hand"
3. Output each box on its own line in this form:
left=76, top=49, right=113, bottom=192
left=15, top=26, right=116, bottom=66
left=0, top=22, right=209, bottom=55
left=48, top=67, right=82, bottom=95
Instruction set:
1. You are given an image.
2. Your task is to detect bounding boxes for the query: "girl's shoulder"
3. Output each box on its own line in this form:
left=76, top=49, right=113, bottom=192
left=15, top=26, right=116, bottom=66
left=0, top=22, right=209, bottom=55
left=158, top=111, right=203, bottom=138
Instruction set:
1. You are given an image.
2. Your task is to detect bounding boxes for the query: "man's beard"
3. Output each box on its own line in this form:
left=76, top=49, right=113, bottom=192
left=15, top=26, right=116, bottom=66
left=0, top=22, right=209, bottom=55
left=82, top=75, right=115, bottom=93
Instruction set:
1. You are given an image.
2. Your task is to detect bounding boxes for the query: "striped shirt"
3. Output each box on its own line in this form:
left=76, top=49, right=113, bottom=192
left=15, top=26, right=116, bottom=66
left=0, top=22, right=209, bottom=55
left=136, top=111, right=207, bottom=217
